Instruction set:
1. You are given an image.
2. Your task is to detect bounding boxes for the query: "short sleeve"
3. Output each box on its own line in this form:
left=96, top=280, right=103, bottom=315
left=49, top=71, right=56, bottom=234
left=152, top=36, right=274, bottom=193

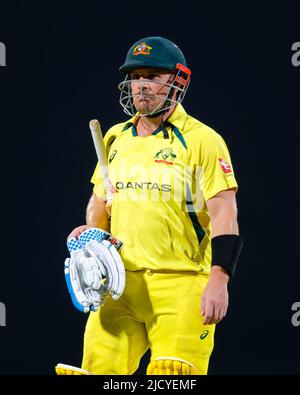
left=91, top=163, right=106, bottom=200
left=90, top=125, right=120, bottom=200
left=200, top=130, right=238, bottom=201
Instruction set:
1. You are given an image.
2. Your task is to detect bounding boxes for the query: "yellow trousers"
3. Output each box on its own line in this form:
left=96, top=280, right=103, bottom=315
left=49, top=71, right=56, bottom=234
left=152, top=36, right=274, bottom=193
left=82, top=270, right=215, bottom=374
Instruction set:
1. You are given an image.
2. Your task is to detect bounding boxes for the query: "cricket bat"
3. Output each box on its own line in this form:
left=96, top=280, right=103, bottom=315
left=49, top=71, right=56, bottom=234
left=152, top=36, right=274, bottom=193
left=89, top=119, right=112, bottom=205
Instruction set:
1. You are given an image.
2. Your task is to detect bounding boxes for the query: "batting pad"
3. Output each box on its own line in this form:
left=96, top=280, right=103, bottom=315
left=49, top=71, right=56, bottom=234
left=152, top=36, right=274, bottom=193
left=55, top=363, right=93, bottom=375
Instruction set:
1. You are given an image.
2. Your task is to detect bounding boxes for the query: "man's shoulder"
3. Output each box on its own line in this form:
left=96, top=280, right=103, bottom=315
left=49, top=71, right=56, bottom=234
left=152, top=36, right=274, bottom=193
left=104, top=120, right=129, bottom=139
left=103, top=120, right=132, bottom=148
left=184, top=113, right=222, bottom=144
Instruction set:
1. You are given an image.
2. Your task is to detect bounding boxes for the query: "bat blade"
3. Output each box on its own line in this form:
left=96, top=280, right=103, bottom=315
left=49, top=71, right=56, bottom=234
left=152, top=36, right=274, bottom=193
left=89, top=119, right=111, bottom=201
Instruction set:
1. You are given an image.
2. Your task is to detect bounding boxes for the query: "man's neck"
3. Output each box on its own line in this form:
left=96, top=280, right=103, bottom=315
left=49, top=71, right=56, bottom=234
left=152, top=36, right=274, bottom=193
left=136, top=105, right=175, bottom=136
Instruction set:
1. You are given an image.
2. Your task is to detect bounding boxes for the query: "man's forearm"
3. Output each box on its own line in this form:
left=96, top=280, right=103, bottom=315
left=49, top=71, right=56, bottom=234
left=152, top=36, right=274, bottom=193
left=210, top=209, right=239, bottom=237
left=86, top=193, right=110, bottom=231
left=210, top=211, right=241, bottom=279
left=210, top=210, right=240, bottom=279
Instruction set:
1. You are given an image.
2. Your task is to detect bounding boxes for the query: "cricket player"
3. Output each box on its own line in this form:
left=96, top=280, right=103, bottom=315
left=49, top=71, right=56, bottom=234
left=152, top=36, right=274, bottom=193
left=56, top=36, right=243, bottom=375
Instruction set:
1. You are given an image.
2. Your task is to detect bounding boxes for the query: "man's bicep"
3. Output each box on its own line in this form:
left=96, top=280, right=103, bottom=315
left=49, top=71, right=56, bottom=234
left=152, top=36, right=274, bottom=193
left=86, top=193, right=109, bottom=231
left=206, top=189, right=238, bottom=216
left=206, top=189, right=239, bottom=236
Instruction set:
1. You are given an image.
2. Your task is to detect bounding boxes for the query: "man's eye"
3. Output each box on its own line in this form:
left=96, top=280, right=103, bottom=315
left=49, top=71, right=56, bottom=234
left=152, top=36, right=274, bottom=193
left=148, top=74, right=160, bottom=79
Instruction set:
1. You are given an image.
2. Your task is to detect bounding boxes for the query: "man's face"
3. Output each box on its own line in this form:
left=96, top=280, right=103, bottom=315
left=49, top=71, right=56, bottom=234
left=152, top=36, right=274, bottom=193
left=130, top=68, right=175, bottom=114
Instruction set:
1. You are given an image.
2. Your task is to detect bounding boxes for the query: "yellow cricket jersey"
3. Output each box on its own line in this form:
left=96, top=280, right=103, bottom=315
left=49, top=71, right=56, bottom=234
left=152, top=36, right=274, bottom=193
left=91, top=104, right=238, bottom=274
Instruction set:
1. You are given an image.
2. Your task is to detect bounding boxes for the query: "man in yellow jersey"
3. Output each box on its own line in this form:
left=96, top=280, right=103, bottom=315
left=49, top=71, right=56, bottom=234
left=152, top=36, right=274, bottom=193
left=56, top=36, right=243, bottom=375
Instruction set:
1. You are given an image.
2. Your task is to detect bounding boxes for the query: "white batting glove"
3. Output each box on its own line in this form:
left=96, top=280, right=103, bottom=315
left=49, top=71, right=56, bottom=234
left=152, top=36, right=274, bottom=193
left=64, top=228, right=125, bottom=313
left=78, top=228, right=125, bottom=301
left=64, top=237, right=107, bottom=313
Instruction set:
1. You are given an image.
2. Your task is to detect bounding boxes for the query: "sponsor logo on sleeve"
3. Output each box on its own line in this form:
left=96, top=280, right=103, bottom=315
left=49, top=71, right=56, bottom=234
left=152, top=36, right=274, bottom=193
left=109, top=150, right=117, bottom=163
left=218, top=158, right=232, bottom=174
left=200, top=330, right=209, bottom=340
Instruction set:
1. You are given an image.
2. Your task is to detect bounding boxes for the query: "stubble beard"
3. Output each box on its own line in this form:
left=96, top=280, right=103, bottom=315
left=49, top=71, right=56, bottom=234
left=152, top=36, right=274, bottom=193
left=134, top=94, right=165, bottom=115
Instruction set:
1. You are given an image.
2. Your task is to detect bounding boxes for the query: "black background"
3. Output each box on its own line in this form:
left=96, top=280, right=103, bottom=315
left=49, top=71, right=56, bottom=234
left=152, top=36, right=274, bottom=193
left=0, top=0, right=299, bottom=375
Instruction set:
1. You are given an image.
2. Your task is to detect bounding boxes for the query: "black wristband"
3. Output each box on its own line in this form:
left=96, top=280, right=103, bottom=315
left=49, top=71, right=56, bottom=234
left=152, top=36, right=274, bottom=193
left=211, top=235, right=243, bottom=277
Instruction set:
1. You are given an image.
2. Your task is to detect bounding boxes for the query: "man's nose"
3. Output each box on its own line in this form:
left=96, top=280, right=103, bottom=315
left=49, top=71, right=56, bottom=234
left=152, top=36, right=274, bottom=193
left=137, top=79, right=150, bottom=90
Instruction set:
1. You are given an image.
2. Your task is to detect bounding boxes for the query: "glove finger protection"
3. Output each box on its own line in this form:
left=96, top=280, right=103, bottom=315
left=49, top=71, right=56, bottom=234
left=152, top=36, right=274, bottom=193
left=64, top=257, right=91, bottom=313
left=79, top=228, right=125, bottom=300
left=85, top=240, right=125, bottom=300
left=65, top=237, right=107, bottom=313
left=100, top=239, right=125, bottom=300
